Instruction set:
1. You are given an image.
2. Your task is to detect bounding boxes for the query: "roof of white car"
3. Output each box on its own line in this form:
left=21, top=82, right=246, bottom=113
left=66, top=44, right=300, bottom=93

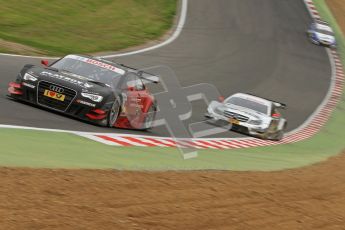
left=315, top=22, right=333, bottom=33
left=230, top=93, right=272, bottom=107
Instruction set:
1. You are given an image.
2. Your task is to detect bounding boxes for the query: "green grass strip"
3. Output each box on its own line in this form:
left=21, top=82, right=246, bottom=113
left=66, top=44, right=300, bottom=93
left=0, top=0, right=177, bottom=56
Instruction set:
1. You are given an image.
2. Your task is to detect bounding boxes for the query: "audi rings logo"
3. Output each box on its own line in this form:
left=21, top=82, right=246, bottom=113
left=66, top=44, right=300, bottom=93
left=49, top=85, right=64, bottom=93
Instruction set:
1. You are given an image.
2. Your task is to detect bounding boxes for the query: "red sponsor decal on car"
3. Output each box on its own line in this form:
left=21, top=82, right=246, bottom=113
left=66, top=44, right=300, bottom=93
left=85, top=59, right=125, bottom=75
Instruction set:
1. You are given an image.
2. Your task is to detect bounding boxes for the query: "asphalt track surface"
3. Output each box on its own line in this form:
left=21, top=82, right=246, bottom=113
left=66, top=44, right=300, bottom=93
left=0, top=0, right=331, bottom=138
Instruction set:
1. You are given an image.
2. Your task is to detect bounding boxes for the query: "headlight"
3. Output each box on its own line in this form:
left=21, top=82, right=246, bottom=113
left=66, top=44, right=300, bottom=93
left=248, top=119, right=262, bottom=125
left=23, top=73, right=38, bottom=81
left=81, top=93, right=103, bottom=102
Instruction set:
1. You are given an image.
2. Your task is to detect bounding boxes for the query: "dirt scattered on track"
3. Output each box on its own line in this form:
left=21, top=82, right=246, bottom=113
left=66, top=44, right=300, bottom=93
left=0, top=150, right=345, bottom=229
left=327, top=0, right=345, bottom=36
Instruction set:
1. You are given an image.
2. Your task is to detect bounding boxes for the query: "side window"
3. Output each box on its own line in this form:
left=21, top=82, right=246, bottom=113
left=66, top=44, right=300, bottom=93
left=122, top=74, right=145, bottom=91
left=135, top=77, right=145, bottom=91
left=122, top=75, right=136, bottom=90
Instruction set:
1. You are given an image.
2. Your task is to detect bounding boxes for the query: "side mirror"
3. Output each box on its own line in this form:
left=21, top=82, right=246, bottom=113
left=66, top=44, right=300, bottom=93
left=41, top=60, right=49, bottom=66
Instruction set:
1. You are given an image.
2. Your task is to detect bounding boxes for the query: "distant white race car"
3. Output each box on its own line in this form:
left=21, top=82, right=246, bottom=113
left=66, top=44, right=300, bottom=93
left=205, top=93, right=287, bottom=141
left=307, top=19, right=336, bottom=48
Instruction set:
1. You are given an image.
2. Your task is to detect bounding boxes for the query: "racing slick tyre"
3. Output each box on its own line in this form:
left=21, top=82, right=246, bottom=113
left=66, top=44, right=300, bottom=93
left=271, top=130, right=284, bottom=141
left=140, top=103, right=157, bottom=130
left=107, top=98, right=121, bottom=127
left=269, top=121, right=287, bottom=141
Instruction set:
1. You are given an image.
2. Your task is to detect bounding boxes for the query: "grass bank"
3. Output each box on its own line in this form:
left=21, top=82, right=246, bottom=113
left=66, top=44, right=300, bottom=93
left=0, top=0, right=177, bottom=56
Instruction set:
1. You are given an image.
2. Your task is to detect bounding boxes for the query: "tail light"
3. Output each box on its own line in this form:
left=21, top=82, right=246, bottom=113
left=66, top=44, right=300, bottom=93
left=272, top=113, right=281, bottom=118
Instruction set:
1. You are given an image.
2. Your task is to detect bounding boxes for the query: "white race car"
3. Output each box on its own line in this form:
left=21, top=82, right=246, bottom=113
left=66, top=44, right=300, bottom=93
left=307, top=19, right=336, bottom=48
left=205, top=93, right=287, bottom=141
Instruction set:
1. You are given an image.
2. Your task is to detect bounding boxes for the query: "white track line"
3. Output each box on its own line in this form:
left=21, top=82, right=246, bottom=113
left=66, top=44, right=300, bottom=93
left=100, top=0, right=188, bottom=58
left=284, top=48, right=336, bottom=136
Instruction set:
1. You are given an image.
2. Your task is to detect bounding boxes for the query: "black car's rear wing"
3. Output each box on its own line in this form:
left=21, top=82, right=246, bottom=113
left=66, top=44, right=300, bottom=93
left=246, top=93, right=287, bottom=109
left=120, top=64, right=159, bottom=84
left=138, top=71, right=160, bottom=84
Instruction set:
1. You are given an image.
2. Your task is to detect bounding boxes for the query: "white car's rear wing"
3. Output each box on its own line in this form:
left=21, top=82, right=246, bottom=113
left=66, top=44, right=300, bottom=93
left=273, top=102, right=287, bottom=109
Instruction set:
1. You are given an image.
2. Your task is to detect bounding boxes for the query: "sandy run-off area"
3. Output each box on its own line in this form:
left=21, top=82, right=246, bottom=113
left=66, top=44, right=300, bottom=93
left=0, top=151, right=345, bottom=229
left=327, top=0, right=345, bottom=36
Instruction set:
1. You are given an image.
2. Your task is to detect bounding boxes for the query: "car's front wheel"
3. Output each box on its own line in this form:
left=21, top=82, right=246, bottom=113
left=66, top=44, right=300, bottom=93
left=107, top=99, right=121, bottom=127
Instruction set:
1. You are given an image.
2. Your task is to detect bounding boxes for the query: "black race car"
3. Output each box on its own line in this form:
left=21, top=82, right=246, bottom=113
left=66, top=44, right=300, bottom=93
left=8, top=54, right=159, bottom=130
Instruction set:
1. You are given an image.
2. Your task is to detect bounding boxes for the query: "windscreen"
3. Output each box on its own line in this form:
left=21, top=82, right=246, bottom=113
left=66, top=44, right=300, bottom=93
left=316, top=28, right=334, bottom=35
left=51, top=55, right=125, bottom=87
left=225, top=97, right=268, bottom=114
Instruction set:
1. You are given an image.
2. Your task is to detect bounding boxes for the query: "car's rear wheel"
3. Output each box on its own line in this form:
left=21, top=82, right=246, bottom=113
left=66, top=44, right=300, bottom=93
left=272, top=130, right=284, bottom=141
left=140, top=104, right=156, bottom=130
left=107, top=99, right=121, bottom=127
left=269, top=121, right=286, bottom=141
